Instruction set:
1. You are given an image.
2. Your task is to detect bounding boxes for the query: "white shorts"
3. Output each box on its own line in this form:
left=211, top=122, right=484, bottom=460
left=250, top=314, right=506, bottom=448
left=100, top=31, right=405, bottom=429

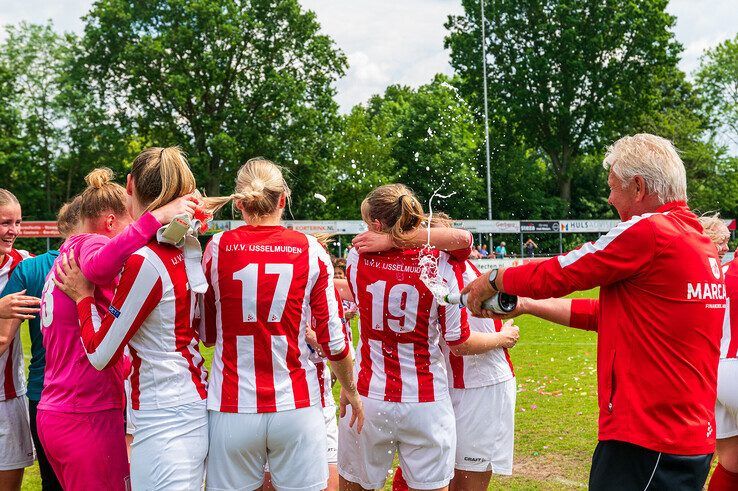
left=0, top=395, right=35, bottom=470
left=338, top=396, right=456, bottom=490
left=450, top=378, right=516, bottom=474
left=207, top=405, right=328, bottom=491
left=716, top=359, right=738, bottom=439
left=324, top=406, right=338, bottom=465
left=129, top=399, right=208, bottom=490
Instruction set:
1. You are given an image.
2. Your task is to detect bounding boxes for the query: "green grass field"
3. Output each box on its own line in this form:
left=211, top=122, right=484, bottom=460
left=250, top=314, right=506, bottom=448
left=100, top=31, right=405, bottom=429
left=20, top=289, right=599, bottom=490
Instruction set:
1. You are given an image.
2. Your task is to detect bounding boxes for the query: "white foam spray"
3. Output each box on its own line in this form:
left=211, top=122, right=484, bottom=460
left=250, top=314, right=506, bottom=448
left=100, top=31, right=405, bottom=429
left=418, top=185, right=456, bottom=304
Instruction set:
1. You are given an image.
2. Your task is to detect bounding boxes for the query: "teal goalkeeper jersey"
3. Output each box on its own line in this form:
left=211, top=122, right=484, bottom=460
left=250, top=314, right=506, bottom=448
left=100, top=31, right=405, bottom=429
left=1, top=250, right=59, bottom=401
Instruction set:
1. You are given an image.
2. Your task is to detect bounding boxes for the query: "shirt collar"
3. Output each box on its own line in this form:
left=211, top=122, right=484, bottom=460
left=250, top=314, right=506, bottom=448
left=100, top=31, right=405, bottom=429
left=656, top=200, right=687, bottom=213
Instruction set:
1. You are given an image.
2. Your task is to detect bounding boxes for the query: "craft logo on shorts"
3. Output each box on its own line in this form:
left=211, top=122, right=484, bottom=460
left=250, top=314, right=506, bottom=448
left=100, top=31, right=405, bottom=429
left=108, top=305, right=121, bottom=318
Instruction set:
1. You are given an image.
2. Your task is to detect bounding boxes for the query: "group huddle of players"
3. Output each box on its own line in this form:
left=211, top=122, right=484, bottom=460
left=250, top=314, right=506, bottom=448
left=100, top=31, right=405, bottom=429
left=0, top=148, right=521, bottom=491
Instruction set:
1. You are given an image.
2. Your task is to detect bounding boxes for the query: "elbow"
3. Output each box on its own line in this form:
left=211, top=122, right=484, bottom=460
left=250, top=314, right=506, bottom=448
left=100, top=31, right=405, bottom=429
left=0, top=337, right=11, bottom=356
left=87, top=353, right=109, bottom=371
left=449, top=343, right=468, bottom=357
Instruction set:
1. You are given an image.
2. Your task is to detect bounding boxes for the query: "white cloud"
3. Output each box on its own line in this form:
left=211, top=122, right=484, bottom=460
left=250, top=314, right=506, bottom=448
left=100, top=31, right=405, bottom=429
left=0, top=0, right=736, bottom=111
left=301, top=0, right=464, bottom=111
left=667, top=0, right=738, bottom=76
left=0, top=0, right=93, bottom=38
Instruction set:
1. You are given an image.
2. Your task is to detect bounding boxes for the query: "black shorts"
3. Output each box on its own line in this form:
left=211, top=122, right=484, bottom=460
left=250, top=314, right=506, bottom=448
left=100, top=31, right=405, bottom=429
left=589, top=440, right=712, bottom=491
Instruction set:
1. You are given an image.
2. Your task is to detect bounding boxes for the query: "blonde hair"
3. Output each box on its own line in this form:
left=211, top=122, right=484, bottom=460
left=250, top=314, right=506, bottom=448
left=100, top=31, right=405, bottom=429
left=57, top=196, right=82, bottom=238
left=361, top=184, right=424, bottom=245
left=699, top=213, right=729, bottom=246
left=131, top=146, right=196, bottom=212
left=427, top=211, right=453, bottom=229
left=78, top=168, right=127, bottom=220
left=603, top=133, right=687, bottom=204
left=0, top=189, right=19, bottom=208
left=313, top=233, right=335, bottom=249
left=203, top=158, right=291, bottom=218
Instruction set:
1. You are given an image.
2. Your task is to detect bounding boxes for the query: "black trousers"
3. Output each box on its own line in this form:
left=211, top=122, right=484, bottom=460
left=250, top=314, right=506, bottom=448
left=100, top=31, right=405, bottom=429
left=28, top=399, right=63, bottom=491
left=589, top=440, right=712, bottom=491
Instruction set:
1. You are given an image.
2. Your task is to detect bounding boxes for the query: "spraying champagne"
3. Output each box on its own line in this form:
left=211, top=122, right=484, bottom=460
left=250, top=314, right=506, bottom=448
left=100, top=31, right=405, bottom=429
left=444, top=291, right=518, bottom=315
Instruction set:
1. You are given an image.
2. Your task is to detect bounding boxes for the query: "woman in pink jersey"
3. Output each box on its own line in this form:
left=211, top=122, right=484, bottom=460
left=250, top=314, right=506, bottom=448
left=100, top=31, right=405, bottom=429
left=201, top=158, right=363, bottom=491
left=339, top=184, right=520, bottom=491
left=37, top=167, right=195, bottom=491
left=53, top=147, right=210, bottom=490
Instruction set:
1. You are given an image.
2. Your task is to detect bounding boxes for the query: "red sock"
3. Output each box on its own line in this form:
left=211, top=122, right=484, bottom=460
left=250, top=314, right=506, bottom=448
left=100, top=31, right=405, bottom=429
left=392, top=467, right=409, bottom=491
left=709, top=462, right=738, bottom=491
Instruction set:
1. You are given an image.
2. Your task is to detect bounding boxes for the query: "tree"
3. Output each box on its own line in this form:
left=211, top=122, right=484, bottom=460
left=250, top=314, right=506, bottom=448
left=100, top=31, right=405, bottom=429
left=696, top=34, right=738, bottom=147
left=446, top=0, right=681, bottom=210
left=82, top=0, right=347, bottom=209
left=0, top=22, right=70, bottom=218
left=329, top=75, right=485, bottom=219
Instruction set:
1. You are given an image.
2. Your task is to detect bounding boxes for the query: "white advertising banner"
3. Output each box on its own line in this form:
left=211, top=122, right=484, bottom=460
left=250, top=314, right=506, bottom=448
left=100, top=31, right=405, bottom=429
left=558, top=220, right=620, bottom=233
left=453, top=220, right=521, bottom=233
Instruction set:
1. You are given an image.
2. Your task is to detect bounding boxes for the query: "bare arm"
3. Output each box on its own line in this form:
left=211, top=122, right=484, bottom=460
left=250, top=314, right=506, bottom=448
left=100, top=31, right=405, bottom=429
left=333, top=278, right=354, bottom=302
left=449, top=319, right=519, bottom=356
left=0, top=318, right=22, bottom=357
left=331, top=354, right=364, bottom=434
left=352, top=228, right=472, bottom=253
left=519, top=297, right=573, bottom=327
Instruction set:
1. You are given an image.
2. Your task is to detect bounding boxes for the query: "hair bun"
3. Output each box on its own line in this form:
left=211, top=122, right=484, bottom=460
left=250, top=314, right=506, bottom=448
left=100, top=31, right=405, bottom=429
left=250, top=178, right=265, bottom=193
left=85, top=167, right=115, bottom=189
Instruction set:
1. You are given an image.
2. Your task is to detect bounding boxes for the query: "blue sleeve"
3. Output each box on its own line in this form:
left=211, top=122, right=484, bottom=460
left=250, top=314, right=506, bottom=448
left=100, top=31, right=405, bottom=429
left=1, top=265, right=27, bottom=298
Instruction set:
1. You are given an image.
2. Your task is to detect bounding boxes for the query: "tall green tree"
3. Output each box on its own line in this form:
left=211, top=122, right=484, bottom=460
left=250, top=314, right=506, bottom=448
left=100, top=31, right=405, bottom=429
left=0, top=22, right=70, bottom=218
left=82, top=0, right=347, bottom=214
left=446, top=0, right=681, bottom=210
left=329, top=76, right=485, bottom=219
left=696, top=34, right=738, bottom=147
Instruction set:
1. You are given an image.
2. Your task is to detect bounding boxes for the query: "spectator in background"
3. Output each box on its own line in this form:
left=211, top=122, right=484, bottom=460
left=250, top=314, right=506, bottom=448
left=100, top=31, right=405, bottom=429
left=478, top=245, right=489, bottom=257
left=524, top=238, right=538, bottom=258
left=495, top=242, right=507, bottom=259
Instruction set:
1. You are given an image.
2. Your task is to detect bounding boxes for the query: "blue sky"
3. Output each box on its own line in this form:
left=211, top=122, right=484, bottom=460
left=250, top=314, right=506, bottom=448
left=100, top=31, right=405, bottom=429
left=1, top=0, right=736, bottom=113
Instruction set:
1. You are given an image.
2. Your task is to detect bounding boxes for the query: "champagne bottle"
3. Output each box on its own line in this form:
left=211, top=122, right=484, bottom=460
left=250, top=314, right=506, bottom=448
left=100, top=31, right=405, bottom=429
left=444, top=291, right=518, bottom=314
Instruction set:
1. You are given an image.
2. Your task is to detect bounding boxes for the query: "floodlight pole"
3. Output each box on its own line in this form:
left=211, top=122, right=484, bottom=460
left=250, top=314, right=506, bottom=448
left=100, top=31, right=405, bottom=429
left=481, top=0, right=493, bottom=245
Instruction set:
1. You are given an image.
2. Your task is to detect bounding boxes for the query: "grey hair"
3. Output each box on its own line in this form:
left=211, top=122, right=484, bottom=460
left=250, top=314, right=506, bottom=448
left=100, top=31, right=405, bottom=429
left=603, top=133, right=687, bottom=204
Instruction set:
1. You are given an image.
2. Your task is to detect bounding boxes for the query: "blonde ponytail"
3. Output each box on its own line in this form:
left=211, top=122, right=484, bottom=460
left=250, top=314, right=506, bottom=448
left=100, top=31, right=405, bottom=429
left=130, top=146, right=196, bottom=212
left=202, top=157, right=291, bottom=218
left=360, top=184, right=424, bottom=246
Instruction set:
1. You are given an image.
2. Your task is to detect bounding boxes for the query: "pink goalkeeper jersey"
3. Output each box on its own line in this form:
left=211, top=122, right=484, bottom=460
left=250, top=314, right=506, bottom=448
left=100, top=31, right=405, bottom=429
left=346, top=248, right=470, bottom=403
left=39, top=213, right=161, bottom=413
left=201, top=225, right=349, bottom=414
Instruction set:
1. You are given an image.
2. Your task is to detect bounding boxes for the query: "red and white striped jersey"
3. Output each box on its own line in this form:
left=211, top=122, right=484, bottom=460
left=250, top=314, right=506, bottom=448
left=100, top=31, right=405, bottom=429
left=442, top=260, right=514, bottom=389
left=201, top=225, right=349, bottom=414
left=722, top=260, right=738, bottom=359
left=346, top=248, right=470, bottom=403
left=76, top=241, right=207, bottom=410
left=0, top=249, right=31, bottom=402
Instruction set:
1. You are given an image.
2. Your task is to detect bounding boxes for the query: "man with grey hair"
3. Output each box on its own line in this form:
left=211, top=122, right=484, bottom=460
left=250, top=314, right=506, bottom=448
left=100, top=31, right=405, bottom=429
left=462, top=134, right=725, bottom=490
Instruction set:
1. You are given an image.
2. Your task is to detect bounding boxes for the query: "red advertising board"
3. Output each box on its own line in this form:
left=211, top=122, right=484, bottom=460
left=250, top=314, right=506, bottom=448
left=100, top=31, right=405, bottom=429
left=19, top=221, right=60, bottom=238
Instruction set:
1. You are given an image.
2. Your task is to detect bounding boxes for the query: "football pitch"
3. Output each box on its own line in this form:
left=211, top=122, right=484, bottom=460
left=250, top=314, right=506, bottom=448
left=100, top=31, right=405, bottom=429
left=20, top=289, right=599, bottom=490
